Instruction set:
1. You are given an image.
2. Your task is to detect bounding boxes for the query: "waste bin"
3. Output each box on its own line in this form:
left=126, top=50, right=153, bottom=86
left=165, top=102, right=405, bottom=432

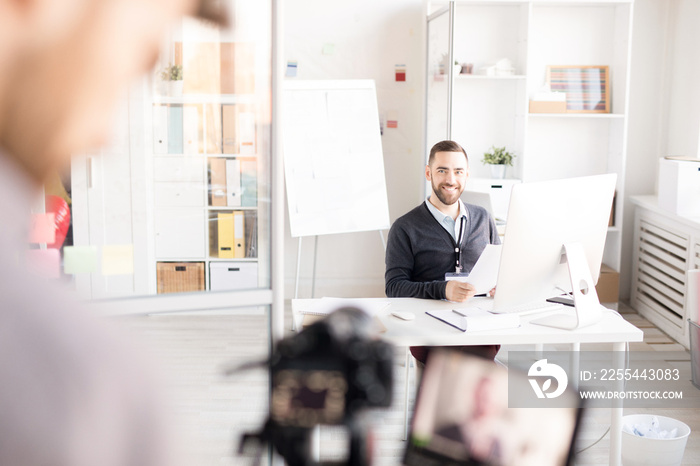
left=689, top=319, right=700, bottom=389
left=621, top=414, right=690, bottom=466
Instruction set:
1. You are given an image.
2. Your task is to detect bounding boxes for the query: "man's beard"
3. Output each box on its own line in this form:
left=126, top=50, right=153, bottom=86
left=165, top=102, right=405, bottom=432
left=432, top=180, right=463, bottom=206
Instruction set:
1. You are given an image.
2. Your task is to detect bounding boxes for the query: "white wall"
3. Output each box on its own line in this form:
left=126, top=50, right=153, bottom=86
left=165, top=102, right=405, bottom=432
left=283, top=0, right=425, bottom=298
left=620, top=0, right=700, bottom=301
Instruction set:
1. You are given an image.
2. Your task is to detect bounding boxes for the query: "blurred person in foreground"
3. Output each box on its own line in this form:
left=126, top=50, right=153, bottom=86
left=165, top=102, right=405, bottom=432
left=0, top=0, right=226, bottom=465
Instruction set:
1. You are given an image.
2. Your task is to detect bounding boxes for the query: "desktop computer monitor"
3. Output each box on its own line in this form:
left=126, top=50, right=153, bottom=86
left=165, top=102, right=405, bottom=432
left=491, top=174, right=616, bottom=325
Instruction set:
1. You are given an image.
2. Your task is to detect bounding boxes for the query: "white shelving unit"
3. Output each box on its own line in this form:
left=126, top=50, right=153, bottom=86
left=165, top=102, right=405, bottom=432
left=426, top=0, right=634, bottom=274
left=72, top=5, right=276, bottom=299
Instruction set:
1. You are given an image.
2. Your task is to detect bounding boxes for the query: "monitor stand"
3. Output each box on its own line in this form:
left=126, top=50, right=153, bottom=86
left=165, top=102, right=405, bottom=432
left=531, top=242, right=603, bottom=330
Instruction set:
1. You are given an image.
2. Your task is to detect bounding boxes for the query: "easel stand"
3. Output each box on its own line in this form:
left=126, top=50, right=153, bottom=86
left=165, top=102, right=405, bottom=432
left=531, top=242, right=603, bottom=330
left=293, top=230, right=387, bottom=300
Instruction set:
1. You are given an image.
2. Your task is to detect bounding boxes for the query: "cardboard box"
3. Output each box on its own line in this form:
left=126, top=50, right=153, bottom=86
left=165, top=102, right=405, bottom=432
left=658, top=157, right=700, bottom=217
left=596, top=264, right=620, bottom=303
left=529, top=100, right=567, bottom=114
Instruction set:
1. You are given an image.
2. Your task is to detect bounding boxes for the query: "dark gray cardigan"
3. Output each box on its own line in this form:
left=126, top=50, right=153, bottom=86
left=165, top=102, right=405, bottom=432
left=385, top=202, right=500, bottom=300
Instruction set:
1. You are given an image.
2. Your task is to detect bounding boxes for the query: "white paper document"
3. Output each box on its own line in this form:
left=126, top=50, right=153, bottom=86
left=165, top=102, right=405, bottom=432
left=446, top=244, right=502, bottom=295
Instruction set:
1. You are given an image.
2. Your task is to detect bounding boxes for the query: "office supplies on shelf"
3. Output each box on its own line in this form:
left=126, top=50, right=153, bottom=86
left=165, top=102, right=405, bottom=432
left=209, top=158, right=227, bottom=206
left=240, top=160, right=257, bottom=207
left=217, top=212, right=234, bottom=258
left=233, top=210, right=245, bottom=258
left=225, top=159, right=242, bottom=207
left=167, top=104, right=184, bottom=154
left=152, top=104, right=168, bottom=154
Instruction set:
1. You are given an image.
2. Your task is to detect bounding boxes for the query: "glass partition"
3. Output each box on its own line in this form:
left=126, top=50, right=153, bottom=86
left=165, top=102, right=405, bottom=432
left=53, top=1, right=274, bottom=300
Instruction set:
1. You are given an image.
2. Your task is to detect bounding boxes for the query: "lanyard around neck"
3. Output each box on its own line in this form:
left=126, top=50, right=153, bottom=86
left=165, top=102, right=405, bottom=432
left=454, top=216, right=466, bottom=273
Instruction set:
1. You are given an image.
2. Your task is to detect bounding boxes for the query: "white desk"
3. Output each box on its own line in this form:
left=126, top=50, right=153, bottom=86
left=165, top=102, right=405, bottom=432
left=292, top=297, right=644, bottom=466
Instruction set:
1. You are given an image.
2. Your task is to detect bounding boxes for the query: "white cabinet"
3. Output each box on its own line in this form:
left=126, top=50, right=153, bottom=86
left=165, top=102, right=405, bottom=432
left=427, top=0, right=633, bottom=273
left=154, top=209, right=206, bottom=258
left=153, top=157, right=204, bottom=183
left=209, top=262, right=258, bottom=291
left=631, top=195, right=700, bottom=348
left=154, top=182, right=204, bottom=207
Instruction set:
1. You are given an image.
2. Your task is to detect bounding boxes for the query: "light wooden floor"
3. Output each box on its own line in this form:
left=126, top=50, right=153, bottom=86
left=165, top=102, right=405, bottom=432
left=122, top=302, right=700, bottom=465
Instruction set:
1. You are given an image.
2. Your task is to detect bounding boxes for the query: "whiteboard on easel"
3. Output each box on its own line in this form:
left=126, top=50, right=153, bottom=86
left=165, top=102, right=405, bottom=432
left=282, top=80, right=391, bottom=238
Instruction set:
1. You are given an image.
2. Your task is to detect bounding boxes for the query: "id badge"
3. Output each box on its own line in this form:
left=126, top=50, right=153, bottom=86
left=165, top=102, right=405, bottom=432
left=445, top=272, right=470, bottom=282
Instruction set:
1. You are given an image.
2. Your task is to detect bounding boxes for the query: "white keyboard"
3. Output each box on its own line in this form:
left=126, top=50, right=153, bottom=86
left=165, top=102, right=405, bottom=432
left=476, top=299, right=565, bottom=316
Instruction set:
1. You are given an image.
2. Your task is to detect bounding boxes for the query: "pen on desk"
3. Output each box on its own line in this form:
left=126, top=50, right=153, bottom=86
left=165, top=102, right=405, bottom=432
left=452, top=309, right=464, bottom=317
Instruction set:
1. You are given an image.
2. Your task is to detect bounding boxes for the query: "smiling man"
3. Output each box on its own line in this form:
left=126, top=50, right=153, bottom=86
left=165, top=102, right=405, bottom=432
left=385, top=140, right=501, bottom=365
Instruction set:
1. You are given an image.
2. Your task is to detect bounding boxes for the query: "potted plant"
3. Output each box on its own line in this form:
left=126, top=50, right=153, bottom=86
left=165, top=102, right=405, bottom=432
left=160, top=63, right=183, bottom=97
left=482, top=146, right=515, bottom=179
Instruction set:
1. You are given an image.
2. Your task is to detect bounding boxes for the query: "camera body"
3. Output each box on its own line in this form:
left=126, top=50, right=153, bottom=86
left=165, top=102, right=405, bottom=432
left=240, top=307, right=393, bottom=466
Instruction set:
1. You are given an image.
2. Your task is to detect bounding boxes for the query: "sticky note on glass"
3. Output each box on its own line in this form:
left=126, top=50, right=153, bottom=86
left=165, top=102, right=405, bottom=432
left=286, top=61, right=298, bottom=77
left=64, top=246, right=98, bottom=274
left=322, top=43, right=335, bottom=55
left=26, top=249, right=60, bottom=279
left=102, top=244, right=134, bottom=276
left=395, top=64, right=406, bottom=82
left=387, top=111, right=398, bottom=129
left=29, top=213, right=56, bottom=244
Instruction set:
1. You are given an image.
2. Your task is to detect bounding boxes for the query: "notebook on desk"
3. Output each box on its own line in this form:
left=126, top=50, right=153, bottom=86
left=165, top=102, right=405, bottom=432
left=426, top=308, right=520, bottom=332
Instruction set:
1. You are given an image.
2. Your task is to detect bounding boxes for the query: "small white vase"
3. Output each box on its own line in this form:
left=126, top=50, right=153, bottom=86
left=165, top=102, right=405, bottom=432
left=490, top=164, right=507, bottom=179
left=168, top=80, right=184, bottom=97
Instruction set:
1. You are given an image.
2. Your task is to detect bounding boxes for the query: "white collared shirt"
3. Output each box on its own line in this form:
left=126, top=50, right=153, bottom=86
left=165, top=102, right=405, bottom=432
left=425, top=197, right=468, bottom=243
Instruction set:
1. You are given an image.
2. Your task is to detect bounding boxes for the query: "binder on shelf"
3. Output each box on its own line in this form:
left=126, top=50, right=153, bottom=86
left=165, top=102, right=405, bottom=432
left=167, top=104, right=184, bottom=154
left=244, top=210, right=257, bottom=258
left=240, top=160, right=257, bottom=207
left=206, top=104, right=222, bottom=154
left=225, top=159, right=242, bottom=207
left=222, top=104, right=237, bottom=154
left=233, top=210, right=246, bottom=258
left=238, top=111, right=256, bottom=155
left=209, top=158, right=227, bottom=206
left=217, top=212, right=234, bottom=258
left=183, top=105, right=199, bottom=155
left=153, top=105, right=168, bottom=154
